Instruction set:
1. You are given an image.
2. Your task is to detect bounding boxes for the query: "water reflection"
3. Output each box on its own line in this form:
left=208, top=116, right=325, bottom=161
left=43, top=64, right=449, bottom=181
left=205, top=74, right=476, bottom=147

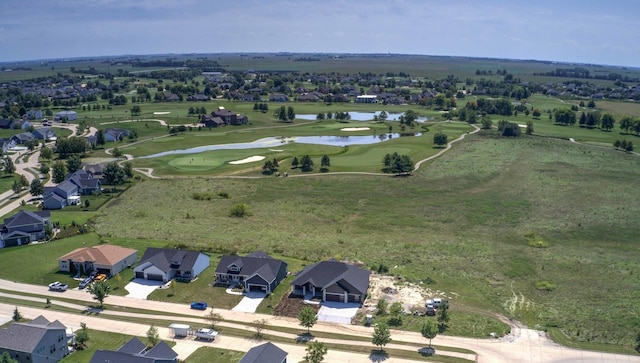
left=140, top=133, right=421, bottom=158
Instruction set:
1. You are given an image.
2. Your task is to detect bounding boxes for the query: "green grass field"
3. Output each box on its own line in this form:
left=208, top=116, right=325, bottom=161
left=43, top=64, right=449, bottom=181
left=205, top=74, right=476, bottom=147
left=87, top=133, right=640, bottom=350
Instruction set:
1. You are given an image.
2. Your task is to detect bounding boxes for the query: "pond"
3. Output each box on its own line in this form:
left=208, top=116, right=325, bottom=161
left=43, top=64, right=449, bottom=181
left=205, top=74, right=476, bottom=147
left=140, top=132, right=421, bottom=158
left=296, top=111, right=431, bottom=122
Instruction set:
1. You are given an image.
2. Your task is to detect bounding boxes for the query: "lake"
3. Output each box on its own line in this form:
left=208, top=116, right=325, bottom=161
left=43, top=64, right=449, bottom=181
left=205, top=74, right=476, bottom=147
left=140, top=133, right=421, bottom=158
left=296, top=111, right=431, bottom=122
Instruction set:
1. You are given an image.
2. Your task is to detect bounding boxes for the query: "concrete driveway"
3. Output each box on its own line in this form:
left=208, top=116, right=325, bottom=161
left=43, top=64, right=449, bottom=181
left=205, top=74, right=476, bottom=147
left=231, top=291, right=266, bottom=313
left=317, top=301, right=360, bottom=324
left=124, top=278, right=164, bottom=299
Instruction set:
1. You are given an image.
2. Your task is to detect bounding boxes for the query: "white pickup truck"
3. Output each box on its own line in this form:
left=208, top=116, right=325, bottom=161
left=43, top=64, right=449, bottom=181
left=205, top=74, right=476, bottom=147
left=48, top=281, right=68, bottom=292
left=195, top=328, right=218, bottom=341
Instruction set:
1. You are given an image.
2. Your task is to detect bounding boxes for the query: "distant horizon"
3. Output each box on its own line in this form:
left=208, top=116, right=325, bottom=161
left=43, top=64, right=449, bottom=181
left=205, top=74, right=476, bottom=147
left=1, top=0, right=639, bottom=68
left=2, top=52, right=638, bottom=70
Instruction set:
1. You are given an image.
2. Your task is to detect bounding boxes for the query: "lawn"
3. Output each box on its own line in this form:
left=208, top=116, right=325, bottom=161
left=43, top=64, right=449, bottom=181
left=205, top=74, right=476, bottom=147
left=186, top=347, right=245, bottom=363
left=88, top=132, right=640, bottom=348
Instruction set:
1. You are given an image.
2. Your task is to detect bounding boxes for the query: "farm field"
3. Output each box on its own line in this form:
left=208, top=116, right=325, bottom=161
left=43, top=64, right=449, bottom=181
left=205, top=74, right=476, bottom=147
left=89, top=133, right=640, bottom=349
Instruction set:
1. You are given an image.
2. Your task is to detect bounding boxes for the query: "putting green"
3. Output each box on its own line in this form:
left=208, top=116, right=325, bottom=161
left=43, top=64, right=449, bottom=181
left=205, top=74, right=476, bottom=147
left=168, top=155, right=225, bottom=171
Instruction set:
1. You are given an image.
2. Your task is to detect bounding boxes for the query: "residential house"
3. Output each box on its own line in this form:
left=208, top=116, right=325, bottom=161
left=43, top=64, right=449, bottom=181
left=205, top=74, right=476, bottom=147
left=90, top=337, right=178, bottom=363
left=0, top=210, right=51, bottom=248
left=203, top=107, right=248, bottom=126
left=85, top=135, right=97, bottom=148
left=239, top=342, right=287, bottom=363
left=297, top=93, right=321, bottom=102
left=200, top=115, right=225, bottom=128
left=0, top=315, right=70, bottom=363
left=58, top=244, right=138, bottom=276
left=214, top=251, right=288, bottom=294
left=292, top=259, right=370, bottom=303
left=162, top=92, right=180, bottom=102
left=187, top=94, right=209, bottom=101
left=26, top=109, right=43, bottom=120
left=31, top=127, right=57, bottom=141
left=0, top=138, right=17, bottom=153
left=134, top=247, right=210, bottom=282
left=67, top=170, right=101, bottom=195
left=0, top=119, right=14, bottom=129
left=43, top=180, right=80, bottom=210
left=269, top=93, right=289, bottom=102
left=84, top=163, right=105, bottom=180
left=11, top=132, right=36, bottom=145
left=54, top=110, right=77, bottom=121
left=355, top=95, right=378, bottom=103
left=104, top=128, right=130, bottom=142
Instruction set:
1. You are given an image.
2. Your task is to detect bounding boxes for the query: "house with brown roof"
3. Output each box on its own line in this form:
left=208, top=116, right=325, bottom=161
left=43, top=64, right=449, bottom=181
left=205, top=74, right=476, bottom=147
left=58, top=244, right=138, bottom=276
left=0, top=315, right=70, bottom=363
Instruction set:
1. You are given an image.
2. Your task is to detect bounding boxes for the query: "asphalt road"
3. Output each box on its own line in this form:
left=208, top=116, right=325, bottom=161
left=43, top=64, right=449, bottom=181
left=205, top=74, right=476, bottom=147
left=0, top=279, right=638, bottom=363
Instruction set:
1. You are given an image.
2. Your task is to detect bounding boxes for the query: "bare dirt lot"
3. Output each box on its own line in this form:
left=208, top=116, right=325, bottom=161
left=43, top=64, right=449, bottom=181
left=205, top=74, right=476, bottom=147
left=363, top=274, right=451, bottom=314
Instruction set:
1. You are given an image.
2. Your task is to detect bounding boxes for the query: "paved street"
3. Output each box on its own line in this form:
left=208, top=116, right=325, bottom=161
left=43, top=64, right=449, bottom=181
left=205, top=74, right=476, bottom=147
left=1, top=279, right=639, bottom=362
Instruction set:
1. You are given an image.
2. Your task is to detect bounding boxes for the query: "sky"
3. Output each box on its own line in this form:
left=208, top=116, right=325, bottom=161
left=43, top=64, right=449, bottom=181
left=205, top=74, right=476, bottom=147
left=1, top=0, right=639, bottom=67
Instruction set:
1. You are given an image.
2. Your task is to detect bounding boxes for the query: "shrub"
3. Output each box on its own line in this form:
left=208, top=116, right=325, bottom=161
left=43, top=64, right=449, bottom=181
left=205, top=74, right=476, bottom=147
left=229, top=203, right=250, bottom=217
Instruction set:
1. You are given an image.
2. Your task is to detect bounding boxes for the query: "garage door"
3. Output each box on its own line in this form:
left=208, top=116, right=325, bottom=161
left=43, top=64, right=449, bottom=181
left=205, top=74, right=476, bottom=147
left=135, top=271, right=144, bottom=279
left=147, top=274, right=164, bottom=281
left=325, top=294, right=342, bottom=302
left=348, top=295, right=360, bottom=303
left=249, top=285, right=266, bottom=292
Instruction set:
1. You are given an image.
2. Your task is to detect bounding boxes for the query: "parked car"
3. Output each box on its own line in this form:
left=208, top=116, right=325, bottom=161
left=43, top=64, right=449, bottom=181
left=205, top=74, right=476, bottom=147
left=195, top=328, right=218, bottom=341
left=49, top=282, right=68, bottom=292
left=190, top=302, right=208, bottom=310
left=94, top=274, right=107, bottom=283
left=79, top=276, right=93, bottom=289
left=426, top=307, right=436, bottom=316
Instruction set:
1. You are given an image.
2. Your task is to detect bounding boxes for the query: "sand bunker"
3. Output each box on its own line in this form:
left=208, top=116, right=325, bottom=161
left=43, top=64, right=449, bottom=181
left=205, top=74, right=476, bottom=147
left=229, top=156, right=265, bottom=164
left=341, top=127, right=370, bottom=131
left=153, top=111, right=171, bottom=115
left=269, top=149, right=284, bottom=152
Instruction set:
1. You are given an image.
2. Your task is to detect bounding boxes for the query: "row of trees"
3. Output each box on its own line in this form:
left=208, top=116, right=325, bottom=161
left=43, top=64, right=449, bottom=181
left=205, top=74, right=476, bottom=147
left=382, top=153, right=414, bottom=175
left=274, top=106, right=295, bottom=122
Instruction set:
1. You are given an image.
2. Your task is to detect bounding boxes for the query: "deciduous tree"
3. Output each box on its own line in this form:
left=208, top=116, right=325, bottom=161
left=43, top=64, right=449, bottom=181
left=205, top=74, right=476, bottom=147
left=30, top=178, right=44, bottom=196
left=52, top=161, right=67, bottom=183
left=67, top=154, right=82, bottom=173
left=433, top=132, right=448, bottom=147
left=103, top=162, right=125, bottom=190
left=88, top=280, right=110, bottom=308
left=299, top=306, right=318, bottom=334
left=372, top=322, right=391, bottom=352
left=304, top=341, right=328, bottom=363
left=3, top=157, right=15, bottom=175
left=421, top=319, right=438, bottom=348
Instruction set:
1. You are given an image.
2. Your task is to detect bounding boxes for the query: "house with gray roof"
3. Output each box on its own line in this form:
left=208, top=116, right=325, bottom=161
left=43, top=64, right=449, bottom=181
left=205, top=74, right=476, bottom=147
left=54, top=110, right=77, bottom=121
left=90, top=337, right=178, bottom=363
left=67, top=170, right=101, bottom=195
left=215, top=251, right=287, bottom=294
left=10, top=131, right=36, bottom=145
left=134, top=247, right=210, bottom=282
left=292, top=259, right=370, bottom=303
left=0, top=315, right=70, bottom=363
left=43, top=180, right=80, bottom=210
left=0, top=210, right=51, bottom=248
left=239, top=342, right=287, bottom=363
left=104, top=127, right=130, bottom=142
left=31, top=127, right=57, bottom=141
